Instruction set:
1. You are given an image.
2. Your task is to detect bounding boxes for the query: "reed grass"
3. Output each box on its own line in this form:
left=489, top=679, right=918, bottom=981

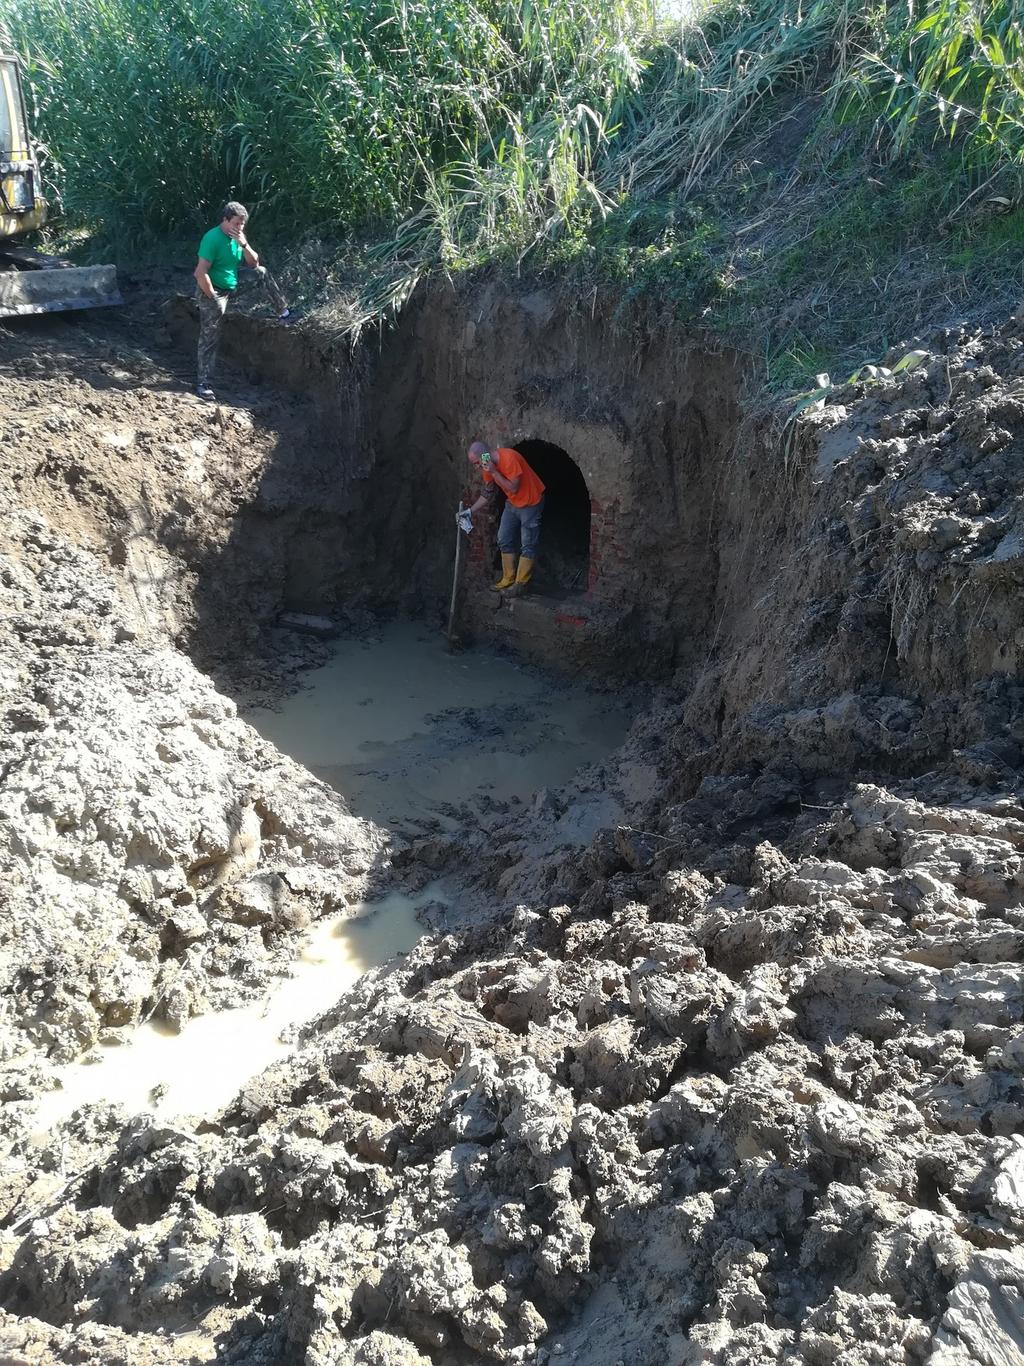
left=4, top=0, right=646, bottom=241
left=3, top=0, right=1022, bottom=337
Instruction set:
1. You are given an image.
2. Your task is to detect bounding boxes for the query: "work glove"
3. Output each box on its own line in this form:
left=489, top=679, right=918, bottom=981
left=457, top=509, right=473, bottom=534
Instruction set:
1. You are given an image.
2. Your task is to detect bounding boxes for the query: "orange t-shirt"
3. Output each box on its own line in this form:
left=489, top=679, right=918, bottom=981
left=483, top=447, right=545, bottom=508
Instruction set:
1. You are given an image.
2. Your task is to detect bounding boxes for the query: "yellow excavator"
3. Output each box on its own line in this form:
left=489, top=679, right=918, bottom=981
left=0, top=49, right=120, bottom=317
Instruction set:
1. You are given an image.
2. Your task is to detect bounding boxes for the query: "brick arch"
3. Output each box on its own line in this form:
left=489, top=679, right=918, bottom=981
left=512, top=439, right=590, bottom=595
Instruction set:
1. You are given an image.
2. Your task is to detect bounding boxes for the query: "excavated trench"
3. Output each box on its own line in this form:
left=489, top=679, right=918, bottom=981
left=168, top=283, right=745, bottom=686
left=3, top=289, right=1024, bottom=1364
left=13, top=286, right=725, bottom=1144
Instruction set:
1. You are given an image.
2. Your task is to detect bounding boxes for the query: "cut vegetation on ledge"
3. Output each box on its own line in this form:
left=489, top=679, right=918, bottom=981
left=4, top=0, right=1024, bottom=373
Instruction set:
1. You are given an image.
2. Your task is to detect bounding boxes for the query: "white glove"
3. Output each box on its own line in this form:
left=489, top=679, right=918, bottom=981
left=457, top=509, right=473, bottom=534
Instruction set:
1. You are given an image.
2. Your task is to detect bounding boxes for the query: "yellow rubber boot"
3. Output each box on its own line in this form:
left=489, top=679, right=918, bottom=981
left=513, top=556, right=535, bottom=590
left=493, top=553, right=517, bottom=590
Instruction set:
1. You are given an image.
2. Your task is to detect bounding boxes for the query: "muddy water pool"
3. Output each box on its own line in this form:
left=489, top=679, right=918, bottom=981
left=31, top=888, right=432, bottom=1138
left=247, top=621, right=632, bottom=832
left=31, top=625, right=630, bottom=1135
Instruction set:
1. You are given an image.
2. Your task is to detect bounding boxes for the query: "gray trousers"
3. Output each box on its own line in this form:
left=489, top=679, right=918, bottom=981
left=196, top=267, right=287, bottom=384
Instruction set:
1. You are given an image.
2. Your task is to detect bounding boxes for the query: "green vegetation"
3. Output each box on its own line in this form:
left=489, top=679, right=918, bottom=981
left=856, top=0, right=1024, bottom=165
left=3, top=0, right=1023, bottom=372
left=3, top=0, right=645, bottom=240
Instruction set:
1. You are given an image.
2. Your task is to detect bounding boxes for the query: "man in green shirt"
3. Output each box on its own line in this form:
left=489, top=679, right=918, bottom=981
left=193, top=201, right=292, bottom=400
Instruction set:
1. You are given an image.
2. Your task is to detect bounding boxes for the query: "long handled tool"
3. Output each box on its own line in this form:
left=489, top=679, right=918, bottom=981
left=447, top=502, right=467, bottom=649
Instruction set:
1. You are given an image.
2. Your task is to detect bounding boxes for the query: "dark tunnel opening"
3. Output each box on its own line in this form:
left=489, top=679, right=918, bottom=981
left=511, top=440, right=591, bottom=596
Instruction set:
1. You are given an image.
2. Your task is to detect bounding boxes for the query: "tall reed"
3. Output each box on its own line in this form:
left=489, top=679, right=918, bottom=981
left=854, top=0, right=1024, bottom=166
left=4, top=0, right=1021, bottom=330
left=5, top=0, right=647, bottom=240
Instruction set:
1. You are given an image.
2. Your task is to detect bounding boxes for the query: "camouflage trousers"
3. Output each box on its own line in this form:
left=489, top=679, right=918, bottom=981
left=196, top=266, right=287, bottom=385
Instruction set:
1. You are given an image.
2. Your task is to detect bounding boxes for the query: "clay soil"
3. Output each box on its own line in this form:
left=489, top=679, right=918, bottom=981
left=2, top=287, right=1024, bottom=1365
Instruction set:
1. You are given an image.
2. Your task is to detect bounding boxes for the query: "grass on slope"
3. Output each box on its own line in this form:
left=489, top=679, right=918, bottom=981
left=4, top=0, right=1023, bottom=383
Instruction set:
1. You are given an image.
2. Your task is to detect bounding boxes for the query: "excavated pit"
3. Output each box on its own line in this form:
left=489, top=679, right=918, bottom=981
left=168, top=283, right=743, bottom=684
left=27, top=619, right=633, bottom=1137
left=3, top=289, right=1024, bottom=1365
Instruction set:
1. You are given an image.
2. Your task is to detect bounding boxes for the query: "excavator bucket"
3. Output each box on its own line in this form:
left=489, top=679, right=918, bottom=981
left=0, top=52, right=122, bottom=318
left=0, top=260, right=122, bottom=317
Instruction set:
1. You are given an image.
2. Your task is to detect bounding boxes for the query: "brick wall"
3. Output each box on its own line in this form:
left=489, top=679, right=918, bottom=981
left=587, top=496, right=626, bottom=596
left=461, top=486, right=494, bottom=586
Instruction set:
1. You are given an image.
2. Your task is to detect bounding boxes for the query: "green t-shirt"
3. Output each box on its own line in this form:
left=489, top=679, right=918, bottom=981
left=197, top=225, right=244, bottom=291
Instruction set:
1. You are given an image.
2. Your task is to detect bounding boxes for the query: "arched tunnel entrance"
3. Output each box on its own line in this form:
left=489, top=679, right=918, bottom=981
left=512, top=440, right=590, bottom=596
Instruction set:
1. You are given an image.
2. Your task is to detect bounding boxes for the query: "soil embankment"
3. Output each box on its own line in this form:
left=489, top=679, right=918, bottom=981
left=2, top=290, right=1024, bottom=1363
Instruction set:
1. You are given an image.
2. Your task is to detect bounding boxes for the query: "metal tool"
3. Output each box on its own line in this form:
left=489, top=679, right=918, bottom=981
left=447, top=501, right=469, bottom=649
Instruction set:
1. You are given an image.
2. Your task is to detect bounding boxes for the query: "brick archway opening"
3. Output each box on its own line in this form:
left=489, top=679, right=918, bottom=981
left=512, top=440, right=591, bottom=596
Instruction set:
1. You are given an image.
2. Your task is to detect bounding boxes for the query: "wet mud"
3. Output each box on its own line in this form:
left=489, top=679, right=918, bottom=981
left=246, top=621, right=632, bottom=835
left=2, top=290, right=1024, bottom=1363
left=28, top=888, right=429, bottom=1139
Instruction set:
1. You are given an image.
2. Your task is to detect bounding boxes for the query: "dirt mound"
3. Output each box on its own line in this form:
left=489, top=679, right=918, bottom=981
left=688, top=315, right=1024, bottom=784
left=0, top=315, right=391, bottom=1082
left=2, top=295, right=1024, bottom=1362
left=5, top=779, right=1024, bottom=1364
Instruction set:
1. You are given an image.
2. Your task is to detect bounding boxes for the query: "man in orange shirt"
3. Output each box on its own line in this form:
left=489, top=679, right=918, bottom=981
left=466, top=442, right=546, bottom=592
